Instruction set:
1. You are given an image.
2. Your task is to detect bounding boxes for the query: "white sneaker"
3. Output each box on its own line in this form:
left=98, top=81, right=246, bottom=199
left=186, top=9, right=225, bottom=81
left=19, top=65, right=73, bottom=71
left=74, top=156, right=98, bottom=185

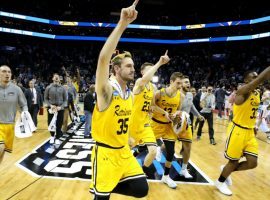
left=215, top=180, right=232, bottom=196
left=55, top=139, right=61, bottom=145
left=49, top=137, right=55, bottom=144
left=180, top=169, right=193, bottom=179
left=155, top=147, right=162, bottom=162
left=220, top=165, right=232, bottom=186
left=161, top=175, right=177, bottom=189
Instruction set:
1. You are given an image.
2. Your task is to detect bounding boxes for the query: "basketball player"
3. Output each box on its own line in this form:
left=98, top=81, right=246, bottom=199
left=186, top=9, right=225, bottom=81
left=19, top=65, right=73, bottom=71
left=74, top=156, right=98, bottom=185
left=0, top=65, right=28, bottom=164
left=89, top=1, right=148, bottom=199
left=176, top=75, right=204, bottom=178
left=129, top=51, right=170, bottom=178
left=151, top=72, right=184, bottom=189
left=215, top=67, right=270, bottom=196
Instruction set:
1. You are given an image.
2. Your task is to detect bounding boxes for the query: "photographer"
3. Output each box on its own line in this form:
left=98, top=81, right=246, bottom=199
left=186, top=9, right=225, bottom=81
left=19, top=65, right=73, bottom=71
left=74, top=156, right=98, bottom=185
left=196, top=86, right=216, bottom=145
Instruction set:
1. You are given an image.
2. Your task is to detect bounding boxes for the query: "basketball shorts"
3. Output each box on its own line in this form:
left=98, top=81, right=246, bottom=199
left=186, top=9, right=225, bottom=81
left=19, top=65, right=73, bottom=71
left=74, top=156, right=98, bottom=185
left=0, top=124, right=15, bottom=153
left=151, top=119, right=177, bottom=142
left=177, top=125, right=193, bottom=143
left=131, top=125, right=157, bottom=146
left=225, top=122, right=258, bottom=160
left=89, top=143, right=145, bottom=196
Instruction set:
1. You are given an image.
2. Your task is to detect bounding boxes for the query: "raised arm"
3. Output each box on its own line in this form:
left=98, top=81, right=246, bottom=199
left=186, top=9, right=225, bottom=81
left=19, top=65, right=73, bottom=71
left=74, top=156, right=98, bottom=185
left=237, top=67, right=270, bottom=96
left=95, top=0, right=139, bottom=111
left=133, top=50, right=170, bottom=94
left=75, top=67, right=81, bottom=83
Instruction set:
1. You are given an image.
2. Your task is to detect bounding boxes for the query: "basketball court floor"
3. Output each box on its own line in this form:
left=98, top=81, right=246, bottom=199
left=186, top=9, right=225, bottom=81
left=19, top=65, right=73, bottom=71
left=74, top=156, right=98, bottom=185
left=0, top=113, right=269, bottom=200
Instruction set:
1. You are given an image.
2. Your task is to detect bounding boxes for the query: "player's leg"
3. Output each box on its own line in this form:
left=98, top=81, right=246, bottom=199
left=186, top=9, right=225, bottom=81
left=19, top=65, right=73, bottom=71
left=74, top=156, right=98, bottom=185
left=180, top=141, right=192, bottom=178
left=162, top=140, right=177, bottom=189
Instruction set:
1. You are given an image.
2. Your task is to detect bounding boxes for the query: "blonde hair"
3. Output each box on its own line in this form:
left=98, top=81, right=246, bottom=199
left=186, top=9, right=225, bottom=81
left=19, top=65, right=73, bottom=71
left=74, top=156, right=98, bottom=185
left=111, top=51, right=132, bottom=75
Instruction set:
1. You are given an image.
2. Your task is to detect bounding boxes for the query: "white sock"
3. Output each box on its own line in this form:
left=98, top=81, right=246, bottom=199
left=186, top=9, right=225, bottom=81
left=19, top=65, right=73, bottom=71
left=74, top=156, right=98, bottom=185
left=182, top=163, right=188, bottom=171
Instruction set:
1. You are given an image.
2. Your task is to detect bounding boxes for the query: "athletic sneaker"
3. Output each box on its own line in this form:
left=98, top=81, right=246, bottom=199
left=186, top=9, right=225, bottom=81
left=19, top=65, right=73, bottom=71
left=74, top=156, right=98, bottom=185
left=215, top=180, right=232, bottom=196
left=180, top=169, right=193, bottom=179
left=220, top=165, right=232, bottom=186
left=161, top=175, right=177, bottom=189
left=210, top=138, right=217, bottom=145
left=49, top=137, right=55, bottom=144
left=55, top=139, right=61, bottom=145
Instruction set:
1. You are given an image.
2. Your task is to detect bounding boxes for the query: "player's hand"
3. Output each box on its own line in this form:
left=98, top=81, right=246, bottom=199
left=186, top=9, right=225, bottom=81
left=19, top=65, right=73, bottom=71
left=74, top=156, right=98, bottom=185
left=198, top=115, right=205, bottom=121
left=120, top=0, right=139, bottom=25
left=164, top=111, right=172, bottom=122
left=158, top=50, right=170, bottom=65
left=128, top=137, right=135, bottom=148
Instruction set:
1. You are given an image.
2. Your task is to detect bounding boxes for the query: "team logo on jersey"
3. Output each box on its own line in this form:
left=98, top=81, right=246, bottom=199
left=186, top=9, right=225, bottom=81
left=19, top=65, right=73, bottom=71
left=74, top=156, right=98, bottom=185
left=17, top=123, right=213, bottom=185
left=114, top=105, right=132, bottom=116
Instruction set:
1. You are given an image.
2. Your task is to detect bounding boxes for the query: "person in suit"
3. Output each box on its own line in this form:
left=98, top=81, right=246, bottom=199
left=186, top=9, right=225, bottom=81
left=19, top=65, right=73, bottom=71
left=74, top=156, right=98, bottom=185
left=24, top=80, right=43, bottom=127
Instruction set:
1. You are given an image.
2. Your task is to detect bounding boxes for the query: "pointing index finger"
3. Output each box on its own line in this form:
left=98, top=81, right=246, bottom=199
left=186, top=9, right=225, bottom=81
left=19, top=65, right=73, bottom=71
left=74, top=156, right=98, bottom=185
left=164, top=50, right=168, bottom=56
left=132, top=0, right=139, bottom=7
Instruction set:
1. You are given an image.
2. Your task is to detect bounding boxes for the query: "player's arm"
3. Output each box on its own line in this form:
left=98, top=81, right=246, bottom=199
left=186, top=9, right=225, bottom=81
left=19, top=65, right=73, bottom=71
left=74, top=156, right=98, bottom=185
left=75, top=67, right=81, bottom=83
left=151, top=90, right=171, bottom=120
left=235, top=66, right=270, bottom=105
left=17, top=87, right=28, bottom=112
left=95, top=0, right=139, bottom=111
left=133, top=50, right=170, bottom=94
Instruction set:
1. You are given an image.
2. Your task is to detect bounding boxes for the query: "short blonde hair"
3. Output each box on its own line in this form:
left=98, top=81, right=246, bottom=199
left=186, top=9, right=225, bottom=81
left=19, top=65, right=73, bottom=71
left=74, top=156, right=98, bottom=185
left=111, top=51, right=132, bottom=75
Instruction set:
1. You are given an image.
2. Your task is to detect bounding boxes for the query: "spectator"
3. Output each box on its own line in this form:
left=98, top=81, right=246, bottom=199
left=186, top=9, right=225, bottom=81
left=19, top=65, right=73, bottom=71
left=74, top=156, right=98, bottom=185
left=44, top=73, right=67, bottom=145
left=24, top=80, right=43, bottom=128
left=83, top=84, right=95, bottom=137
left=197, top=86, right=216, bottom=145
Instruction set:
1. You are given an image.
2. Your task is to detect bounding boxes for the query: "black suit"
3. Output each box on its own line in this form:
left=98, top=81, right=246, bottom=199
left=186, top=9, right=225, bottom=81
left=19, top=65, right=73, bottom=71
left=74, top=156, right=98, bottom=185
left=24, top=87, right=43, bottom=126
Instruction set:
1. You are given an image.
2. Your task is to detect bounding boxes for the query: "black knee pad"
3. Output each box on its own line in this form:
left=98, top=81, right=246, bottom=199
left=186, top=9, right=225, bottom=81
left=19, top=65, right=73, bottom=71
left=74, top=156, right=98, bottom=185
left=163, top=140, right=175, bottom=162
left=132, top=179, right=149, bottom=198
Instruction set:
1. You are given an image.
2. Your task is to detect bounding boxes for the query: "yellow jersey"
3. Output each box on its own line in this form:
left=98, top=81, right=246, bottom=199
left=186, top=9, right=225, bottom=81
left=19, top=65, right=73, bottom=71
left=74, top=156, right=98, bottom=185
left=152, top=88, right=181, bottom=123
left=129, top=83, right=154, bottom=134
left=233, top=89, right=260, bottom=128
left=72, top=81, right=79, bottom=92
left=92, top=90, right=133, bottom=147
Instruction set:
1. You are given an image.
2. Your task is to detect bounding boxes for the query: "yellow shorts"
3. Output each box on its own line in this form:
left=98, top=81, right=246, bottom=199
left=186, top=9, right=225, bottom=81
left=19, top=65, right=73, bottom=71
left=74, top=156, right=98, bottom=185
left=89, top=144, right=145, bottom=196
left=177, top=126, right=193, bottom=143
left=225, top=122, right=258, bottom=160
left=151, top=119, right=177, bottom=141
left=131, top=125, right=157, bottom=146
left=0, top=124, right=15, bottom=153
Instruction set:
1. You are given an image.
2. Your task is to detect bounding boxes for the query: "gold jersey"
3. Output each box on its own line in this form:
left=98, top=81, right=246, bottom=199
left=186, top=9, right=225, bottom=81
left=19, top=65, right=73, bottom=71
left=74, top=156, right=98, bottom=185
left=129, top=83, right=154, bottom=134
left=73, top=81, right=79, bottom=92
left=152, top=88, right=181, bottom=123
left=233, top=89, right=260, bottom=128
left=92, top=90, right=133, bottom=147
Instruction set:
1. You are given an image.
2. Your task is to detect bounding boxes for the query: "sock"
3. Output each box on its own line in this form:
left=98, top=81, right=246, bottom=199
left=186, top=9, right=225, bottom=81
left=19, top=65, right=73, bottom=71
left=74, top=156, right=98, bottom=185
left=164, top=167, right=170, bottom=175
left=182, top=163, right=188, bottom=171
left=218, top=175, right=226, bottom=183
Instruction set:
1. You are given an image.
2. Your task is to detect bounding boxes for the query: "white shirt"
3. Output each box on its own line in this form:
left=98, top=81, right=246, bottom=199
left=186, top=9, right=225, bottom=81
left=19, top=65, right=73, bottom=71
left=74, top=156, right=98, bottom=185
left=31, top=88, right=37, bottom=104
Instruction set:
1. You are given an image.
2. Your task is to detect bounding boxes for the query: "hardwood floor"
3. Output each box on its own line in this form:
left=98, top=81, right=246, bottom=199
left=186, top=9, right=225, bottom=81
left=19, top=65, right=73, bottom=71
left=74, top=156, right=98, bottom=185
left=1, top=113, right=270, bottom=200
